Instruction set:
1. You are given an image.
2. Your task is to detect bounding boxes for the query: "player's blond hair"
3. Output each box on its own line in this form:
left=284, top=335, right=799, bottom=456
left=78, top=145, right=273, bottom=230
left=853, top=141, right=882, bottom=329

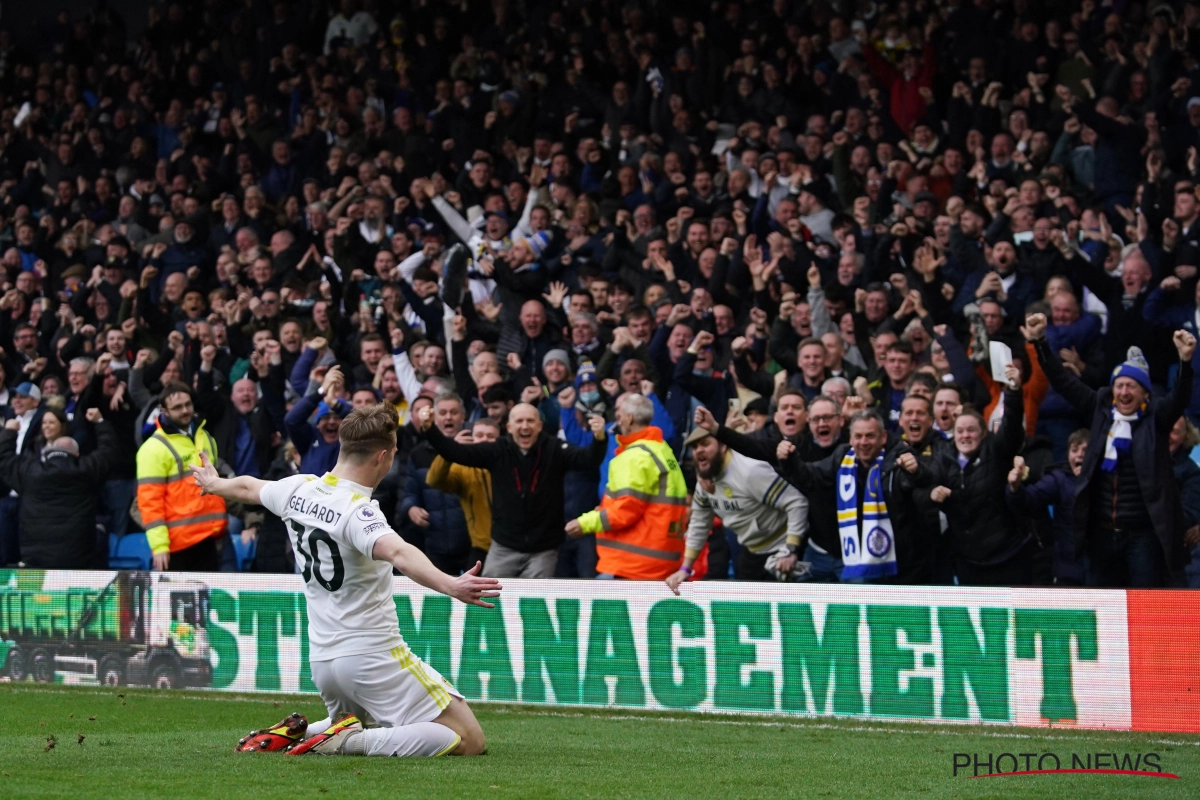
left=338, top=404, right=399, bottom=460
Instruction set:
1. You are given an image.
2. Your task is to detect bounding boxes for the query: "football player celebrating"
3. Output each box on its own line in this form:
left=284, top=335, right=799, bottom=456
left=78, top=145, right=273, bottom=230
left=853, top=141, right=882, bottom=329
left=192, top=404, right=500, bottom=757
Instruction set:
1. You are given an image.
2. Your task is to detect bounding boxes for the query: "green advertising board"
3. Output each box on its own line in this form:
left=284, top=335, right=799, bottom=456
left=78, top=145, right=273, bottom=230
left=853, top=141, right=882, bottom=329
left=0, top=571, right=1133, bottom=729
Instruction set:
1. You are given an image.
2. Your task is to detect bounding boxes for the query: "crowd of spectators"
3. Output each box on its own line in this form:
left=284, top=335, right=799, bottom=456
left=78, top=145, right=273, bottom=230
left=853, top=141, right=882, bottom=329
left=3, top=0, right=1200, bottom=588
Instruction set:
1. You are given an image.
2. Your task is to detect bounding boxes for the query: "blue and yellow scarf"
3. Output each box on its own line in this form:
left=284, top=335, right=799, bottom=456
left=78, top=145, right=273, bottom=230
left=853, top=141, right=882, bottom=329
left=836, top=450, right=898, bottom=580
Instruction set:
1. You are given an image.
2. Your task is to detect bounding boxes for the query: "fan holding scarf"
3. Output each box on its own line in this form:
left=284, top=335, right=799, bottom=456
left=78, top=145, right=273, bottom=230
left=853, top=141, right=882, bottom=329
left=776, top=409, right=929, bottom=583
left=1026, top=312, right=1197, bottom=587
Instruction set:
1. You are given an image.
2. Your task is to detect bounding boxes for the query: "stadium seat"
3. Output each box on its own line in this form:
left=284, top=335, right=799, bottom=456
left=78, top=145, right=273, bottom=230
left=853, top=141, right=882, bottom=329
left=108, top=532, right=152, bottom=571
left=229, top=530, right=257, bottom=572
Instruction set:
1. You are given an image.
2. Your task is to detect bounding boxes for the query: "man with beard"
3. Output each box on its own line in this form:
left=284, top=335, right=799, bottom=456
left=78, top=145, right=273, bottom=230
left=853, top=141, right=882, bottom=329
left=155, top=219, right=210, bottom=291
left=776, top=410, right=928, bottom=584
left=340, top=194, right=392, bottom=269
left=932, top=385, right=963, bottom=439
left=697, top=394, right=846, bottom=580
left=666, top=424, right=810, bottom=590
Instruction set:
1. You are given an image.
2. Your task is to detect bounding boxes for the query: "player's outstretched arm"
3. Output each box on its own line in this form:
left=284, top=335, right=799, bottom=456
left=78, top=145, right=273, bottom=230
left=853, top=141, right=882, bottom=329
left=372, top=532, right=501, bottom=608
left=191, top=452, right=270, bottom=505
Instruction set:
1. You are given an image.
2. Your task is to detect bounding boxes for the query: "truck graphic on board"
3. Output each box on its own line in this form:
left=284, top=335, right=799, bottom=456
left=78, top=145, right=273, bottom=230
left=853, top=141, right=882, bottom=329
left=0, top=571, right=211, bottom=689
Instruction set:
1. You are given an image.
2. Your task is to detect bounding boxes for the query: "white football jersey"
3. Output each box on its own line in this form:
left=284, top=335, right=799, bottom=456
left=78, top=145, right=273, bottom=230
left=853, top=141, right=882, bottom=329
left=259, top=473, right=403, bottom=660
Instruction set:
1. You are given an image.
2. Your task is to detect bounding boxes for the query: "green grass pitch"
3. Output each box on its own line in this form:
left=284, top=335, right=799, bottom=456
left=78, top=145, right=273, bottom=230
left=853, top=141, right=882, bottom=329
left=0, top=684, right=1197, bottom=799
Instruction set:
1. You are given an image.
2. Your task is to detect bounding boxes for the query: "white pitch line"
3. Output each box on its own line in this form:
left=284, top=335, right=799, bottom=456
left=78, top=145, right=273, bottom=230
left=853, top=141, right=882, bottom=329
left=482, top=707, right=1200, bottom=747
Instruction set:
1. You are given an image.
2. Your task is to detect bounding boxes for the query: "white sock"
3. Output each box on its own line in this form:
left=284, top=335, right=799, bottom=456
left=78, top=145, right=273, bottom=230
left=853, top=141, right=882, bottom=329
left=340, top=730, right=367, bottom=755
left=306, top=717, right=332, bottom=738
left=359, top=722, right=461, bottom=757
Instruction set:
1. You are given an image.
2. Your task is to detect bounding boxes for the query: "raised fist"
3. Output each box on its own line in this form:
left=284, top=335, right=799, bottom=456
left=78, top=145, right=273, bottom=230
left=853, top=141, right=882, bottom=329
left=1175, top=329, right=1197, bottom=362
left=1008, top=456, right=1028, bottom=489
left=694, top=405, right=718, bottom=433
left=1021, top=313, right=1047, bottom=341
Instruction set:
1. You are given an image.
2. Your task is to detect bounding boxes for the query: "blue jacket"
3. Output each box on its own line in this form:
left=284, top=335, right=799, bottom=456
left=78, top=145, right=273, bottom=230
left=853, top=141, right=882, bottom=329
left=534, top=390, right=569, bottom=434
left=1076, top=104, right=1146, bottom=202
left=148, top=240, right=212, bottom=303
left=401, top=440, right=471, bottom=556
left=1041, top=314, right=1103, bottom=421
left=1174, top=449, right=1200, bottom=528
left=1143, top=288, right=1198, bottom=332
left=262, top=162, right=301, bottom=203
left=953, top=268, right=1039, bottom=319
left=284, top=393, right=349, bottom=475
left=648, top=325, right=691, bottom=451
left=559, top=394, right=676, bottom=516
left=289, top=346, right=322, bottom=398
left=151, top=123, right=182, bottom=159
left=1007, top=464, right=1085, bottom=585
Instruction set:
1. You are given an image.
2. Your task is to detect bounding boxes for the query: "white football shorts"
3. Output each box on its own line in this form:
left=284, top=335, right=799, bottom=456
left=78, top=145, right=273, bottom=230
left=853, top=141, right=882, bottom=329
left=310, top=644, right=464, bottom=728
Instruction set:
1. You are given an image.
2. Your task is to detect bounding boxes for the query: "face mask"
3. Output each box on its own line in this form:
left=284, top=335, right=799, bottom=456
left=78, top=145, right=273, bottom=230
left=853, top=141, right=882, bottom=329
left=580, top=391, right=600, bottom=406
left=1013, top=231, right=1034, bottom=245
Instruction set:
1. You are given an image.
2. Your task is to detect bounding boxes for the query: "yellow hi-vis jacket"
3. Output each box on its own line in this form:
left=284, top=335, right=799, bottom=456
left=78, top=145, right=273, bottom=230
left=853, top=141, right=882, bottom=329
left=136, top=419, right=227, bottom=555
left=576, top=426, right=688, bottom=580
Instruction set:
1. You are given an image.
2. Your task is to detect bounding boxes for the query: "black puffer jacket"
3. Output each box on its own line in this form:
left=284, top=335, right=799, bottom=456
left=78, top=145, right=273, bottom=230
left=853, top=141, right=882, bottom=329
left=928, top=387, right=1028, bottom=566
left=898, top=430, right=954, bottom=583
left=0, top=421, right=116, bottom=568
left=1035, top=338, right=1193, bottom=571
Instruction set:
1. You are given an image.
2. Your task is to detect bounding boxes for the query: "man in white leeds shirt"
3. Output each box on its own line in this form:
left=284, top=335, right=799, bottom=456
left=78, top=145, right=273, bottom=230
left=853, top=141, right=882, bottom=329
left=192, top=404, right=500, bottom=757
left=667, top=423, right=810, bottom=592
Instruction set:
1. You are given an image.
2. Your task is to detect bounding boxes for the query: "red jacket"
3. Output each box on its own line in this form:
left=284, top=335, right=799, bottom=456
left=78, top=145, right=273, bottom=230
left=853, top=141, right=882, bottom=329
left=863, top=42, right=936, bottom=136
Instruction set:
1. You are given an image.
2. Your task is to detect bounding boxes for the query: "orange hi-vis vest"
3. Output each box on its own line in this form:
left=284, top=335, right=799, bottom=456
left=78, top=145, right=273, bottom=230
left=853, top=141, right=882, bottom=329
left=136, top=418, right=227, bottom=555
left=576, top=426, right=689, bottom=580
